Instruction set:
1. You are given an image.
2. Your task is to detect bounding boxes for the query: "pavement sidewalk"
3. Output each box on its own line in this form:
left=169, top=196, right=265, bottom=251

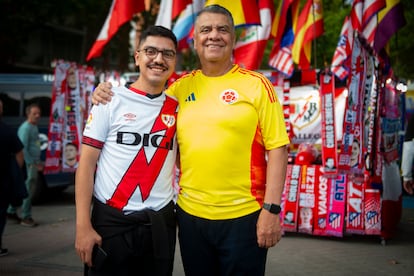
left=1, top=191, right=413, bottom=275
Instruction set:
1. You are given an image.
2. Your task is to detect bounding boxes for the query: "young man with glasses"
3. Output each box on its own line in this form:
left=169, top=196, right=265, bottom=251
left=75, top=25, right=178, bottom=276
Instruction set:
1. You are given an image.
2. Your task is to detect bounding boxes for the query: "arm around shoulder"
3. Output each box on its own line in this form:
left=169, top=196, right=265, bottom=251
left=91, top=82, right=114, bottom=105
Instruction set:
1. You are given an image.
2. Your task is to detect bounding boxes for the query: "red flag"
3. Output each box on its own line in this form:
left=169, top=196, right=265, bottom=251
left=350, top=0, right=363, bottom=31
left=351, top=0, right=386, bottom=48
left=373, top=0, right=406, bottom=53
left=233, top=0, right=274, bottom=70
left=292, top=0, right=324, bottom=70
left=86, top=0, right=145, bottom=61
left=269, top=47, right=295, bottom=77
left=362, top=0, right=386, bottom=25
left=361, top=0, right=386, bottom=48
left=268, top=0, right=299, bottom=77
left=173, top=0, right=193, bottom=19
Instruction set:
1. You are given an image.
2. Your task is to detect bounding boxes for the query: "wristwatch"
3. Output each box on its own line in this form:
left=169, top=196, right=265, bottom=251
left=262, top=203, right=281, bottom=215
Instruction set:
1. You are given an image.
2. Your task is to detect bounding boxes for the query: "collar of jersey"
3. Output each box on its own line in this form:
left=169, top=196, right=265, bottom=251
left=126, top=84, right=163, bottom=99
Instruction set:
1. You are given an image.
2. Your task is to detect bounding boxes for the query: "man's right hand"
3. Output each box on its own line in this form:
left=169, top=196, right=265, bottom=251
left=403, top=179, right=414, bottom=195
left=91, top=82, right=114, bottom=105
left=75, top=224, right=102, bottom=268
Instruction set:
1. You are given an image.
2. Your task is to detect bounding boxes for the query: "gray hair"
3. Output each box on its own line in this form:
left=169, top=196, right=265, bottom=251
left=197, top=4, right=235, bottom=29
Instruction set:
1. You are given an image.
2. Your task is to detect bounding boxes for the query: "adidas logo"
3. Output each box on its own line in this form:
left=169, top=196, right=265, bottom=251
left=185, top=92, right=196, bottom=102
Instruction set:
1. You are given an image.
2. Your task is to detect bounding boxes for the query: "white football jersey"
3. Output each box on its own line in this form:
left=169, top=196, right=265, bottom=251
left=82, top=85, right=178, bottom=212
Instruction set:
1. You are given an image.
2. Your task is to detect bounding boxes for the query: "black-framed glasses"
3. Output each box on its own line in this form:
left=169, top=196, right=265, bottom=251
left=138, top=46, right=176, bottom=60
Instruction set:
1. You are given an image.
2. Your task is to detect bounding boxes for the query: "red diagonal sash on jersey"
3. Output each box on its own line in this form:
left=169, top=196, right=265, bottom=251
left=107, top=97, right=178, bottom=209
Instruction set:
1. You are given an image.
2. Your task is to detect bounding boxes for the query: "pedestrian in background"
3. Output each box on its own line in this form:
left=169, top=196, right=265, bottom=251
left=92, top=5, right=290, bottom=275
left=75, top=25, right=178, bottom=275
left=0, top=99, right=24, bottom=256
left=7, top=103, right=42, bottom=227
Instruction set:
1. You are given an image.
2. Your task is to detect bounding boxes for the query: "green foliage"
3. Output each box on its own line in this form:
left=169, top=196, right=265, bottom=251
left=388, top=0, right=414, bottom=79
left=313, top=0, right=350, bottom=69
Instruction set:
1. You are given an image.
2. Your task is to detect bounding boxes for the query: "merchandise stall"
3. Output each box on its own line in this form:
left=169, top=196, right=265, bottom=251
left=272, top=37, right=405, bottom=242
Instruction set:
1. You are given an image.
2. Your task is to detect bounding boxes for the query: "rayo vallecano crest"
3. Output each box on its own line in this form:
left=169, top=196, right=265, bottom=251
left=161, top=114, right=176, bottom=127
left=291, top=95, right=320, bottom=130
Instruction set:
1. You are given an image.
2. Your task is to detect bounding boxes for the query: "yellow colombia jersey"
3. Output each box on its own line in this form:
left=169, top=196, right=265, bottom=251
left=166, top=65, right=290, bottom=220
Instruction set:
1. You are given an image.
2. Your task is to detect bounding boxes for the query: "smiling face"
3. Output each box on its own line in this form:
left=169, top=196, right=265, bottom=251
left=193, top=11, right=235, bottom=67
left=134, top=35, right=176, bottom=92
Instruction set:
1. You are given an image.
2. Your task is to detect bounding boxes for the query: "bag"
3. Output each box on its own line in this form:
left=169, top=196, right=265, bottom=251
left=9, top=156, right=28, bottom=207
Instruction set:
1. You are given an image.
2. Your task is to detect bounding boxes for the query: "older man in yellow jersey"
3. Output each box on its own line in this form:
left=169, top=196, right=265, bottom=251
left=92, top=5, right=289, bottom=276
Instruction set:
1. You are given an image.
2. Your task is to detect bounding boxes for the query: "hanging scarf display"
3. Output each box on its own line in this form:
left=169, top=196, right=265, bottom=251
left=281, top=164, right=301, bottom=232
left=338, top=37, right=366, bottom=177
left=326, top=174, right=347, bottom=237
left=44, top=61, right=94, bottom=174
left=298, top=165, right=318, bottom=235
left=346, top=179, right=365, bottom=235
left=319, top=71, right=338, bottom=175
left=364, top=186, right=381, bottom=235
left=44, top=61, right=70, bottom=174
left=362, top=56, right=379, bottom=183
left=313, top=171, right=330, bottom=236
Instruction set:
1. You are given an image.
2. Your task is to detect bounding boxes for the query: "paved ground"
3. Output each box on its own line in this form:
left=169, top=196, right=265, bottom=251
left=1, top=186, right=413, bottom=275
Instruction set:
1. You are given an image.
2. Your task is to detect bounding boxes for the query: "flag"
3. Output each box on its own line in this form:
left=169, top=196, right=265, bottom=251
left=362, top=0, right=386, bottom=25
left=269, top=47, right=295, bottom=77
left=233, top=0, right=274, bottom=70
left=268, top=0, right=299, bottom=77
left=350, top=0, right=363, bottom=31
left=155, top=0, right=173, bottom=28
left=156, top=0, right=194, bottom=28
left=270, top=0, right=298, bottom=49
left=173, top=0, right=193, bottom=19
left=331, top=17, right=352, bottom=80
left=204, top=0, right=261, bottom=27
left=173, top=0, right=205, bottom=42
left=86, top=0, right=145, bottom=61
left=292, top=0, right=324, bottom=70
left=361, top=0, right=386, bottom=48
left=373, top=0, right=406, bottom=54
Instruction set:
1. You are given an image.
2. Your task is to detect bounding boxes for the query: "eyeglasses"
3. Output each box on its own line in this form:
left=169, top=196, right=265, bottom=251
left=138, top=46, right=176, bottom=60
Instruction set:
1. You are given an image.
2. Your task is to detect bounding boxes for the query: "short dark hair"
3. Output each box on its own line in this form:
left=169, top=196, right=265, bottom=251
left=139, top=25, right=178, bottom=49
left=197, top=4, right=235, bottom=29
left=25, top=103, right=40, bottom=116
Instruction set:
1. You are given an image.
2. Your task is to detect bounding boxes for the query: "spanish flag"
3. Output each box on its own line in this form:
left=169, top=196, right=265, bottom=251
left=292, top=0, right=324, bottom=69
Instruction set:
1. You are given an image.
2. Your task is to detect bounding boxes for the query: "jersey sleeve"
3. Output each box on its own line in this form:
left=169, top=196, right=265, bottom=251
left=256, top=76, right=290, bottom=150
left=82, top=98, right=112, bottom=148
